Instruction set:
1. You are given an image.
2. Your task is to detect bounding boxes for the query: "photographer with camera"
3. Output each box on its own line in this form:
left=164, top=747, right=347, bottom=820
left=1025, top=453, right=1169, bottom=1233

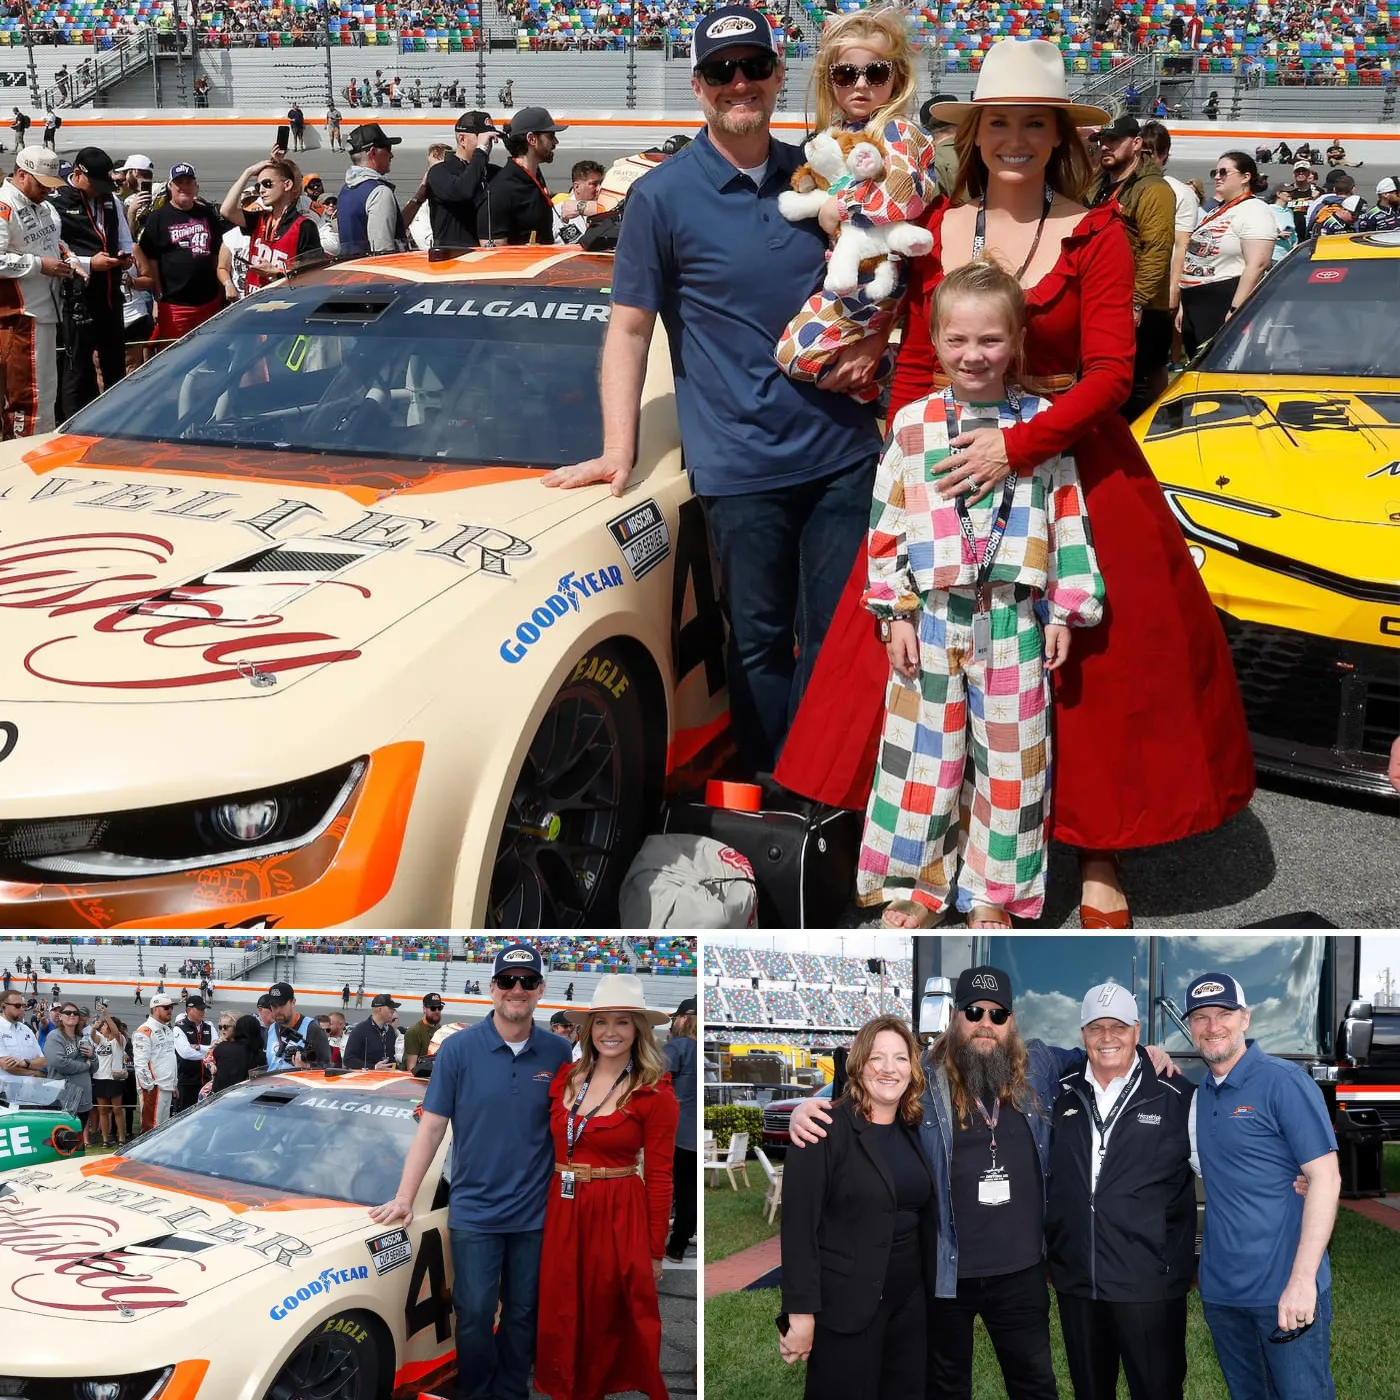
left=268, top=983, right=332, bottom=1069
left=51, top=147, right=136, bottom=419
left=88, top=1003, right=129, bottom=1147
left=0, top=146, right=74, bottom=437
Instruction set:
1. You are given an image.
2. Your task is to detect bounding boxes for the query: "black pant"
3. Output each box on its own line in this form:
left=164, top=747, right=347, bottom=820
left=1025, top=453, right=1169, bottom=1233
left=1056, top=1292, right=1187, bottom=1400
left=1125, top=307, right=1173, bottom=421
left=927, top=1263, right=1057, bottom=1400
left=1179, top=278, right=1238, bottom=360
left=175, top=1082, right=202, bottom=1114
left=666, top=1144, right=696, bottom=1258
left=58, top=301, right=126, bottom=421
left=808, top=1236, right=925, bottom=1400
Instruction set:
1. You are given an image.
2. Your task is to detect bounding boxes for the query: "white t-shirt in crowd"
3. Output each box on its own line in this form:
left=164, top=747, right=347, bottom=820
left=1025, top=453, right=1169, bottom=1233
left=1181, top=196, right=1277, bottom=287
left=1164, top=174, right=1200, bottom=233
left=408, top=203, right=433, bottom=251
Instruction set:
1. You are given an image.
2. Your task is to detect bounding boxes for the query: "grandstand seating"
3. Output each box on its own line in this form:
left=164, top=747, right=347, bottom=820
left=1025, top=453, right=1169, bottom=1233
left=751, top=948, right=798, bottom=981
left=834, top=989, right=879, bottom=1023
left=791, top=952, right=828, bottom=981
left=541, top=936, right=631, bottom=971
left=711, top=945, right=755, bottom=979
left=634, top=937, right=697, bottom=975
left=799, top=988, right=842, bottom=1025
left=762, top=988, right=809, bottom=1022
left=826, top=956, right=871, bottom=985
left=725, top=986, right=764, bottom=1022
left=889, top=958, right=912, bottom=986
left=702, top=985, right=729, bottom=1022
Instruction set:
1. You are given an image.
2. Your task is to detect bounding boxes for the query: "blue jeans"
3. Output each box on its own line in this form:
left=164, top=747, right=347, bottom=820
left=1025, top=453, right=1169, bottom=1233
left=449, top=1228, right=543, bottom=1400
left=1203, top=1288, right=1335, bottom=1400
left=700, top=455, right=875, bottom=772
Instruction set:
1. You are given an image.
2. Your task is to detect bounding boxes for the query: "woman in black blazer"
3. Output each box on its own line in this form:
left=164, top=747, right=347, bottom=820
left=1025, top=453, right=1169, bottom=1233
left=779, top=1014, right=936, bottom=1400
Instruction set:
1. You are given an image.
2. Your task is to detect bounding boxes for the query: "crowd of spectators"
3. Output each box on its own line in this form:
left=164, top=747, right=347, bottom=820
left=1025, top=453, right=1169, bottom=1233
left=543, top=935, right=631, bottom=970
left=635, top=936, right=698, bottom=974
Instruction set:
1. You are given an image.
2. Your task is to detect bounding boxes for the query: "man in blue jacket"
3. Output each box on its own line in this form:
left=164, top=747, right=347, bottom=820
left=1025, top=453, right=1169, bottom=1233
left=793, top=964, right=1180, bottom=1400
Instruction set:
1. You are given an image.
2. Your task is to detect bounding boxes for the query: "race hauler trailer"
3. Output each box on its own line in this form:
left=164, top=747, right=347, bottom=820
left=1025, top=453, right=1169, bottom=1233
left=912, top=935, right=1392, bottom=1197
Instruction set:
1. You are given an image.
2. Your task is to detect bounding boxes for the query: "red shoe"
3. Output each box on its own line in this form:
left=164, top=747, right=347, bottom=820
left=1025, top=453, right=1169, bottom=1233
left=1080, top=904, right=1133, bottom=929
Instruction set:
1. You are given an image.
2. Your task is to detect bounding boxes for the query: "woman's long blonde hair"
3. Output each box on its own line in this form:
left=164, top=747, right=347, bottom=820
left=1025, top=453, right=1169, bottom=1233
left=950, top=106, right=1095, bottom=204
left=810, top=6, right=919, bottom=133
left=565, top=1012, right=667, bottom=1112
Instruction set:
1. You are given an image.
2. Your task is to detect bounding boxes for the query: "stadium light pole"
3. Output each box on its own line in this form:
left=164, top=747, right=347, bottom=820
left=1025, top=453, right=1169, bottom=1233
left=18, top=0, right=40, bottom=109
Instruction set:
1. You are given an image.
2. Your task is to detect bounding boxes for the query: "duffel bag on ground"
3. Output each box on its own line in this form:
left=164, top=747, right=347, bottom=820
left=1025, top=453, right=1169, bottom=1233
left=619, top=834, right=758, bottom=929
left=663, top=783, right=860, bottom=929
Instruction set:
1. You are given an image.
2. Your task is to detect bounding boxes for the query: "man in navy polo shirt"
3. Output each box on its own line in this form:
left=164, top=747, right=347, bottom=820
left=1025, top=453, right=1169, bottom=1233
left=1186, top=971, right=1341, bottom=1400
left=369, top=942, right=569, bottom=1400
left=542, top=4, right=884, bottom=771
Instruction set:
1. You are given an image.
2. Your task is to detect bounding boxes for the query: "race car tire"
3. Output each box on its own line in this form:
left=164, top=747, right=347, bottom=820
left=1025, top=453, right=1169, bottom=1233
left=265, top=1310, right=383, bottom=1400
left=489, top=642, right=647, bottom=929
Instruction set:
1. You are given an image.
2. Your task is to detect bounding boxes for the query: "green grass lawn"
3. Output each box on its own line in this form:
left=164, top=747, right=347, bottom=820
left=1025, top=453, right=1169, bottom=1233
left=705, top=1209, right=1400, bottom=1400
left=704, top=1174, right=779, bottom=1264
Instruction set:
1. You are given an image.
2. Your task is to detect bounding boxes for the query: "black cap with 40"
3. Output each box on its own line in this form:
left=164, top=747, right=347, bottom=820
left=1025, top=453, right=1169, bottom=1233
left=954, top=965, right=1014, bottom=1012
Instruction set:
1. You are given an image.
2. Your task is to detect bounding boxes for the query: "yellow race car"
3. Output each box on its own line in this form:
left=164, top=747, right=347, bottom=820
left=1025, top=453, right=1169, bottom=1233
left=1134, top=229, right=1400, bottom=797
left=0, top=247, right=729, bottom=930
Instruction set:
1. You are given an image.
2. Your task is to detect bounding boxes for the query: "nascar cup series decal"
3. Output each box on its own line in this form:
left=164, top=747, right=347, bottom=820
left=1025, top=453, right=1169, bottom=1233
left=608, top=499, right=671, bottom=582
left=366, top=1228, right=413, bottom=1276
left=270, top=1265, right=371, bottom=1320
left=500, top=566, right=626, bottom=663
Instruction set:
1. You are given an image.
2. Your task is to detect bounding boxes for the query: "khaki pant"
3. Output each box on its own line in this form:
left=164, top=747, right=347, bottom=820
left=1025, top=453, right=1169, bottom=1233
left=0, top=315, right=57, bottom=438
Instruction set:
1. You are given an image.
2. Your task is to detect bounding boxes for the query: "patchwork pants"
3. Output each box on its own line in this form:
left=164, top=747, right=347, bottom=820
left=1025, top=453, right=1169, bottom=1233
left=856, top=586, right=1052, bottom=918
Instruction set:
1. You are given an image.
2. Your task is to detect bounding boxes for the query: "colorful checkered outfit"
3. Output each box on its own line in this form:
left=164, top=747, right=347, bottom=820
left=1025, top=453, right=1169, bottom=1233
left=775, top=118, right=932, bottom=404
left=856, top=389, right=1106, bottom=919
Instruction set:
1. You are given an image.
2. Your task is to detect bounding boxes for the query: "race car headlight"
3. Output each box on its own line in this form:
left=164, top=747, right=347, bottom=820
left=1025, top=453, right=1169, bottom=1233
left=0, top=1374, right=173, bottom=1400
left=0, top=761, right=365, bottom=881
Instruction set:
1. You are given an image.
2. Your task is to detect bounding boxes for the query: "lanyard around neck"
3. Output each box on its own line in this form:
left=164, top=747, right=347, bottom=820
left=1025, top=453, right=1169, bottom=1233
left=973, top=184, right=1054, bottom=280
left=943, top=388, right=1020, bottom=604
left=1088, top=1061, right=1143, bottom=1159
left=566, top=1061, right=632, bottom=1160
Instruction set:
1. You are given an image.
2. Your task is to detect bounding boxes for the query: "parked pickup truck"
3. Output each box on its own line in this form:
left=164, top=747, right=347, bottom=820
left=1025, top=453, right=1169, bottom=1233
left=762, top=1082, right=832, bottom=1148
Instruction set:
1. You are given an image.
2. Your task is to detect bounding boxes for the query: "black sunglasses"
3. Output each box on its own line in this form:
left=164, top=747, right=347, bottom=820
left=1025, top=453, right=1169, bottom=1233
left=964, top=1006, right=1011, bottom=1025
left=829, top=60, right=895, bottom=89
left=1210, top=167, right=1238, bottom=179
left=495, top=974, right=543, bottom=991
left=256, top=178, right=281, bottom=189
left=697, top=52, right=777, bottom=87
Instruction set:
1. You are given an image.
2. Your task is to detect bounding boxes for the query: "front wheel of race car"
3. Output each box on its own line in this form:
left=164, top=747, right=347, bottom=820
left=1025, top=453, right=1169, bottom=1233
left=489, top=643, right=649, bottom=928
left=264, top=1312, right=383, bottom=1400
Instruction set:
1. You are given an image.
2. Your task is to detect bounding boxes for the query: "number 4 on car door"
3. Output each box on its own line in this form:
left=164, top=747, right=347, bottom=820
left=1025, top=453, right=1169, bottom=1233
left=405, top=1227, right=453, bottom=1343
left=671, top=497, right=726, bottom=698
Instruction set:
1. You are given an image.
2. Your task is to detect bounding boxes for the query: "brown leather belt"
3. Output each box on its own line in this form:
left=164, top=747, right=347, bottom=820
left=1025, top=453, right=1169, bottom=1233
left=554, top=1162, right=638, bottom=1183
left=931, top=372, right=1078, bottom=394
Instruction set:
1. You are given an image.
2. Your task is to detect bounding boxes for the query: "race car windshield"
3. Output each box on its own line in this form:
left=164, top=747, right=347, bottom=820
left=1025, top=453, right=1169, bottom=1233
left=63, top=283, right=607, bottom=473
left=1204, top=250, right=1400, bottom=378
left=118, top=1081, right=420, bottom=1205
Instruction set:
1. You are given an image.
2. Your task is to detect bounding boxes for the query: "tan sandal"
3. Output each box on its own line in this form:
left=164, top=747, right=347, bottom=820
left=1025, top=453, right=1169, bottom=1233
left=969, top=904, right=1012, bottom=929
left=882, top=899, right=937, bottom=930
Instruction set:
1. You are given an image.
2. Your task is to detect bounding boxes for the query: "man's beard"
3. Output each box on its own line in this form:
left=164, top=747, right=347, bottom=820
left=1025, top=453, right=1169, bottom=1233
left=955, top=1032, right=1015, bottom=1105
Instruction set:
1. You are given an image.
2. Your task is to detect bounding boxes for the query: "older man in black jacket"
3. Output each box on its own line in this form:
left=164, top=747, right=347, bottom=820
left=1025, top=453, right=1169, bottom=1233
left=427, top=110, right=498, bottom=250
left=1045, top=983, right=1195, bottom=1400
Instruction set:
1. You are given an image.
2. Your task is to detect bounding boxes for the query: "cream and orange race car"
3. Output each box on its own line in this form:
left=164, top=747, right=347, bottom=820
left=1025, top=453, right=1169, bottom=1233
left=0, top=1070, right=459, bottom=1400
left=0, top=247, right=729, bottom=930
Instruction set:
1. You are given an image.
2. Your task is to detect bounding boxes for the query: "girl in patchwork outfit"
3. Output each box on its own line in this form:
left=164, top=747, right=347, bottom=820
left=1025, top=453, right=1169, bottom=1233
left=858, top=259, right=1105, bottom=930
left=773, top=6, right=933, bottom=402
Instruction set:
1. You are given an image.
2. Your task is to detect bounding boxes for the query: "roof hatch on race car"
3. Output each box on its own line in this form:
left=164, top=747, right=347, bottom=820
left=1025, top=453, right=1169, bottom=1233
left=306, top=295, right=395, bottom=323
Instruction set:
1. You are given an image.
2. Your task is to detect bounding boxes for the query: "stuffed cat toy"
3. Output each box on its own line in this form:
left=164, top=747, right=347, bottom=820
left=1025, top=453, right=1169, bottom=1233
left=778, top=127, right=934, bottom=303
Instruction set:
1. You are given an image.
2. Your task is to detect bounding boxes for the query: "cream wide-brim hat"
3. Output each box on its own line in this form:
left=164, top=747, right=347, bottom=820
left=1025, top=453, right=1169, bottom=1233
left=930, top=39, right=1111, bottom=127
left=565, top=973, right=670, bottom=1027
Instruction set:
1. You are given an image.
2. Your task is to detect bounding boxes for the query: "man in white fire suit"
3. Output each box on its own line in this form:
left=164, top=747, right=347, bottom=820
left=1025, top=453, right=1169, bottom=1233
left=133, top=993, right=205, bottom=1133
left=0, top=145, right=74, bottom=438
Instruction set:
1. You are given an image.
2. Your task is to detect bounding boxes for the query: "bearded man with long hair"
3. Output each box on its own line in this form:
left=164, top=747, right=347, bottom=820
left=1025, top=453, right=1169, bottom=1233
left=791, top=964, right=1181, bottom=1400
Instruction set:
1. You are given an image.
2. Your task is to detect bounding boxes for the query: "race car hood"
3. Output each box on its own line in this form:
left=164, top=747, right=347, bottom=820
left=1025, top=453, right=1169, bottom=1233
left=1140, top=376, right=1400, bottom=540
left=0, top=435, right=600, bottom=702
left=0, top=1158, right=375, bottom=1329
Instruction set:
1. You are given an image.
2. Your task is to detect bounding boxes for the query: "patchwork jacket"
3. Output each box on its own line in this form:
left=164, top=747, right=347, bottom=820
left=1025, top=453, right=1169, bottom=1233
left=863, top=387, right=1106, bottom=628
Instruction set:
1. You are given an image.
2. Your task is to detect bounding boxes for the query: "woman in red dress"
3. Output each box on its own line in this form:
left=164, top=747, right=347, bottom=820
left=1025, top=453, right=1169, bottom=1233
left=535, top=975, right=680, bottom=1400
left=776, top=39, right=1254, bottom=927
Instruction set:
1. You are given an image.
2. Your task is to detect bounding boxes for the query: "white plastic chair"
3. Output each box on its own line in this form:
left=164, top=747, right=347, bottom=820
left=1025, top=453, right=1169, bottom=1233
left=754, top=1145, right=783, bottom=1222
left=703, top=1130, right=752, bottom=1190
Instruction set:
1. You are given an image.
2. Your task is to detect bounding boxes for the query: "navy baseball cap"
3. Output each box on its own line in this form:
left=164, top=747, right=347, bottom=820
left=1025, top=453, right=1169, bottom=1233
left=493, top=943, right=545, bottom=979
left=954, top=965, right=1013, bottom=1012
left=1185, top=972, right=1247, bottom=1013
left=169, top=162, right=196, bottom=182
left=691, top=5, right=779, bottom=69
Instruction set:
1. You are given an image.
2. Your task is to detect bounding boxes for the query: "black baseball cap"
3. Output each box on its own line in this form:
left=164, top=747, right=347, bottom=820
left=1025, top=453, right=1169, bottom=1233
left=72, top=146, right=116, bottom=193
left=954, top=965, right=1014, bottom=1013
left=256, top=993, right=273, bottom=1010
left=455, top=109, right=498, bottom=134
left=506, top=106, right=568, bottom=137
left=673, top=997, right=697, bottom=1017
left=423, top=993, right=445, bottom=1010
left=1098, top=114, right=1142, bottom=142
left=549, top=1011, right=572, bottom=1027
left=187, top=995, right=207, bottom=1010
left=919, top=94, right=959, bottom=129
left=691, top=5, right=779, bottom=69
left=347, top=121, right=402, bottom=154
left=371, top=993, right=400, bottom=1009
left=267, top=982, right=295, bottom=1005
left=493, top=943, right=545, bottom=979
